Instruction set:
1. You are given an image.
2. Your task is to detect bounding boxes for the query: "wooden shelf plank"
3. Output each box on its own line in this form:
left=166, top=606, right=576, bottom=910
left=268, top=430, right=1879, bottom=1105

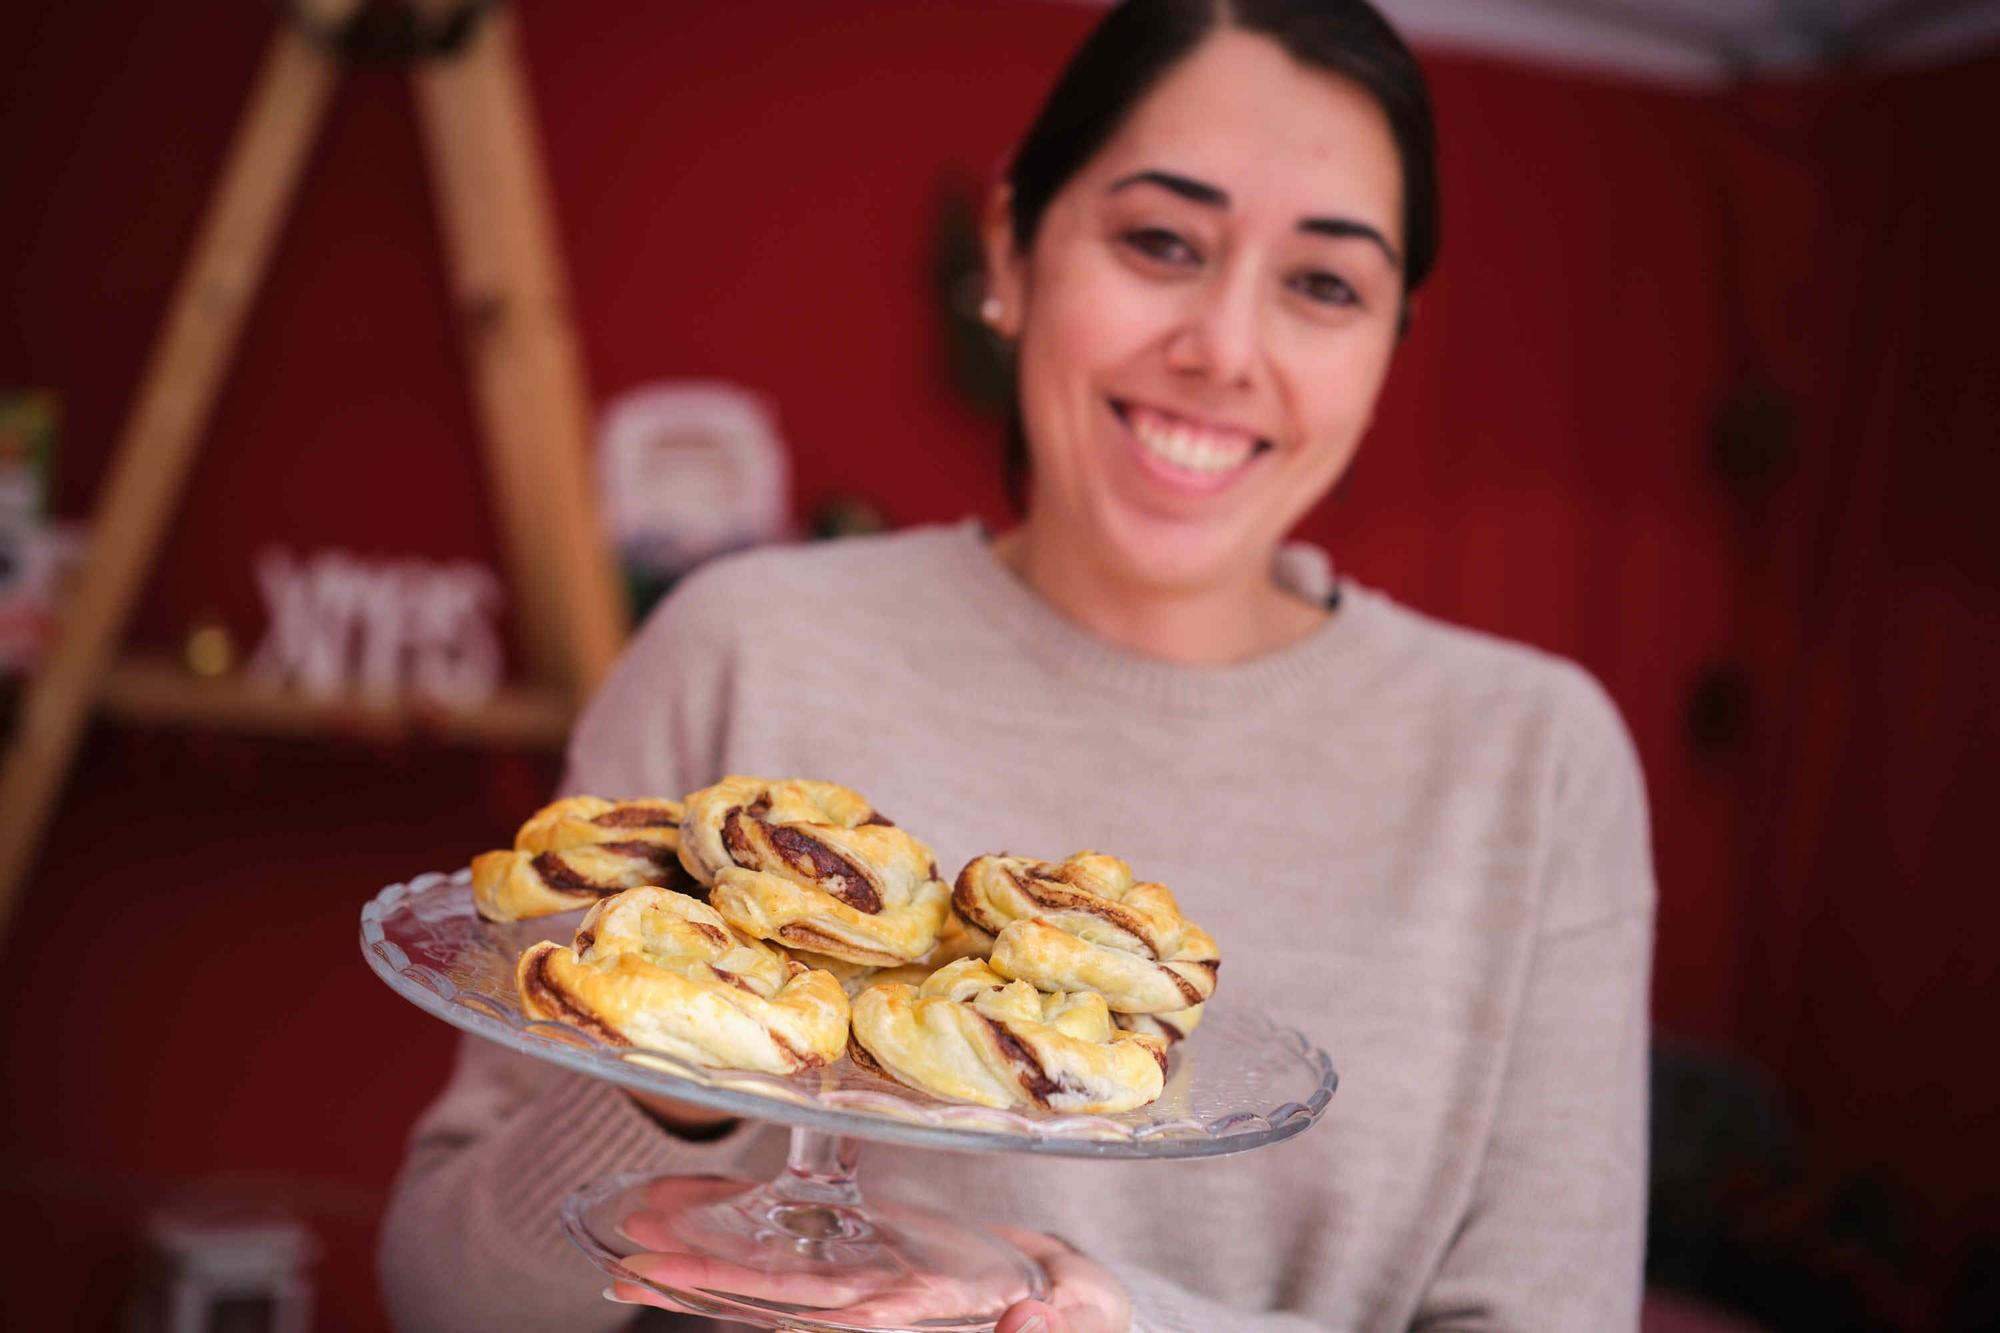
left=97, top=656, right=573, bottom=749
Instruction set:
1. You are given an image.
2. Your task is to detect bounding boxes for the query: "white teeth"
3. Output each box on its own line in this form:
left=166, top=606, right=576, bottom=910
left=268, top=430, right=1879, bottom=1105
left=1126, top=406, right=1256, bottom=477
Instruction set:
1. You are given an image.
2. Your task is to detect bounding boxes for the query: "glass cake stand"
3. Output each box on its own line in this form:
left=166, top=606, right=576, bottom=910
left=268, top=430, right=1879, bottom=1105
left=363, top=869, right=1338, bottom=1331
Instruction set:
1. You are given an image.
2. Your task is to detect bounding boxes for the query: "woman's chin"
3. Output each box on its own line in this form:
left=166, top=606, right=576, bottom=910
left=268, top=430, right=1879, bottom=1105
left=1094, top=509, right=1256, bottom=596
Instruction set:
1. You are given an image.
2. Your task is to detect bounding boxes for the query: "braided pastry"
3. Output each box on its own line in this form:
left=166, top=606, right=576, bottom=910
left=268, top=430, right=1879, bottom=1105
left=929, top=910, right=996, bottom=968
left=784, top=900, right=996, bottom=997
left=788, top=951, right=937, bottom=998
left=849, top=959, right=1167, bottom=1113
left=472, top=796, right=698, bottom=923
left=955, top=852, right=1219, bottom=1014
left=517, top=795, right=683, bottom=854
left=1115, top=1002, right=1205, bottom=1045
left=516, top=886, right=848, bottom=1072
left=680, top=777, right=951, bottom=967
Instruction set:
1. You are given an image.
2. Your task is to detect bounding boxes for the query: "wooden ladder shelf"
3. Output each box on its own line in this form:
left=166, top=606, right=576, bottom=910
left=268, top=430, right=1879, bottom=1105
left=0, top=0, right=627, bottom=932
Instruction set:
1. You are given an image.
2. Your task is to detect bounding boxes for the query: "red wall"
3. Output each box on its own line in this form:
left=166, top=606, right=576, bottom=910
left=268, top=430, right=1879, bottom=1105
left=1727, top=53, right=2000, bottom=1277
left=1, top=1, right=1993, bottom=1326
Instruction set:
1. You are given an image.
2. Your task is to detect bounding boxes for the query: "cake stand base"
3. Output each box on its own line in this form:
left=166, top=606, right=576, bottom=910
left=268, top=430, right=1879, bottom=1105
left=562, top=1127, right=1048, bottom=1332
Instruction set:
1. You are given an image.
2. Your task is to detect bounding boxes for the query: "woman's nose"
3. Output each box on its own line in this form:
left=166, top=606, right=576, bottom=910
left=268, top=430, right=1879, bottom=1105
left=1164, top=268, right=1263, bottom=387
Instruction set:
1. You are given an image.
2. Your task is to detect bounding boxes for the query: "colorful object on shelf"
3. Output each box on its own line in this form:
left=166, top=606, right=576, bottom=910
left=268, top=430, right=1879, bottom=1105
left=0, top=390, right=56, bottom=520
left=0, top=390, right=77, bottom=673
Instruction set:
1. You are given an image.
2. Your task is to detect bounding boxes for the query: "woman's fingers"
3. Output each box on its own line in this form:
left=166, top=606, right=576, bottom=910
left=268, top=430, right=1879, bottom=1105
left=991, top=1228, right=1132, bottom=1333
left=996, top=1298, right=1068, bottom=1332
left=606, top=1277, right=699, bottom=1313
left=832, top=1272, right=989, bottom=1323
left=610, top=1197, right=1125, bottom=1329
left=619, top=1247, right=885, bottom=1309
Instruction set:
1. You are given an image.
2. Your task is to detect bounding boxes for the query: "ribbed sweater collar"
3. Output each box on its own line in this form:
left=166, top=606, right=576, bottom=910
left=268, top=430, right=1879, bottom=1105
left=938, top=517, right=1398, bottom=715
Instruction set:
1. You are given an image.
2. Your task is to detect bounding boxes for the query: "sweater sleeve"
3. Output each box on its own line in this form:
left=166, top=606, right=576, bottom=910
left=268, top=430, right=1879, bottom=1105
left=1412, top=672, right=1657, bottom=1331
left=377, top=1039, right=780, bottom=1332
left=376, top=570, right=779, bottom=1331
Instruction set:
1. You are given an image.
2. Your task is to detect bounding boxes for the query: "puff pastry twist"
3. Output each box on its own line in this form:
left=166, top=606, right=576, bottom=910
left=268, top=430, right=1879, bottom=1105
left=1115, top=1002, right=1205, bottom=1045
left=788, top=951, right=938, bottom=998
left=954, top=852, right=1219, bottom=1014
left=680, top=777, right=951, bottom=967
left=785, top=904, right=1001, bottom=997
left=472, top=796, right=696, bottom=922
left=850, top=959, right=1167, bottom=1113
left=516, top=886, right=849, bottom=1073
left=517, top=795, right=684, bottom=853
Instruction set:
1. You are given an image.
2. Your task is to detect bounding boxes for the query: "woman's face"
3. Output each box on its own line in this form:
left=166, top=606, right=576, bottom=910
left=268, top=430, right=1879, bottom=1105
left=989, top=28, right=1407, bottom=595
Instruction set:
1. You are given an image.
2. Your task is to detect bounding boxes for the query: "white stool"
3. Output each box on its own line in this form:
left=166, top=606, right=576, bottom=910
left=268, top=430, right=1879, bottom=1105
left=141, top=1209, right=317, bottom=1333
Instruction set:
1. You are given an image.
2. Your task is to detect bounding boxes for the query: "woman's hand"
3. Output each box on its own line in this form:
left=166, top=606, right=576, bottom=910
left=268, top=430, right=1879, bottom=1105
left=993, top=1228, right=1132, bottom=1333
left=606, top=1187, right=1129, bottom=1332
left=831, top=1228, right=1130, bottom=1331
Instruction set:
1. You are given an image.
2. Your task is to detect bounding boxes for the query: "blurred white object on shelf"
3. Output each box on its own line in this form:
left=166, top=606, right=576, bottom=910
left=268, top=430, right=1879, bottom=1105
left=596, top=381, right=792, bottom=587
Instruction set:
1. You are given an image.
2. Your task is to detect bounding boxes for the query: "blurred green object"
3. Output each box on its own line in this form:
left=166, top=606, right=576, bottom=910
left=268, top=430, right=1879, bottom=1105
left=0, top=390, right=58, bottom=519
left=808, top=493, right=888, bottom=542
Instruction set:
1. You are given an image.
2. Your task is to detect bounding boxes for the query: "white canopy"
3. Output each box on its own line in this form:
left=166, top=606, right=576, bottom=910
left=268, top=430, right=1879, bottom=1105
left=1384, top=0, right=2000, bottom=81
left=1061, top=0, right=2000, bottom=83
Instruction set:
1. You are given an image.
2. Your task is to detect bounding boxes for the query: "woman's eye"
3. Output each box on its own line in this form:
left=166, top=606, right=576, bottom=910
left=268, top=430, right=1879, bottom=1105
left=1291, top=270, right=1360, bottom=308
left=1121, top=228, right=1199, bottom=267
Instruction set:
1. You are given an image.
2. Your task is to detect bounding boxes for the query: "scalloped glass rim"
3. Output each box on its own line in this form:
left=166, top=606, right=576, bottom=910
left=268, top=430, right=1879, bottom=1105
left=361, top=869, right=1337, bottom=1159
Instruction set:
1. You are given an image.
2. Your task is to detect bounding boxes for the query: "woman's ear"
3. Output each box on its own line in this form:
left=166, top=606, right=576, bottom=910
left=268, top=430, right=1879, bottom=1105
left=980, top=182, right=1026, bottom=340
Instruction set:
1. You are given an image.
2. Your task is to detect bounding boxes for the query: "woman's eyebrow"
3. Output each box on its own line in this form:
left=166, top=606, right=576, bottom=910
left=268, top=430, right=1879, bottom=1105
left=1109, top=168, right=1228, bottom=207
left=1300, top=216, right=1402, bottom=271
left=1109, top=169, right=1401, bottom=271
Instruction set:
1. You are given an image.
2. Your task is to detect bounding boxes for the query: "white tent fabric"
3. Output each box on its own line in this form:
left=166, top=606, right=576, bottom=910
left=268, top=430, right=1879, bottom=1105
left=1057, top=0, right=2000, bottom=83
left=1384, top=0, right=2000, bottom=81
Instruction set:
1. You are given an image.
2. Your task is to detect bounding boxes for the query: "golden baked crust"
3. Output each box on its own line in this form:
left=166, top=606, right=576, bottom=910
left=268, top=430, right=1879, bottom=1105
left=1115, top=1002, right=1205, bottom=1045
left=515, top=886, right=848, bottom=1072
left=849, top=958, right=1167, bottom=1114
left=515, top=795, right=684, bottom=854
left=472, top=842, right=692, bottom=923
left=929, top=910, right=996, bottom=967
left=680, top=777, right=951, bottom=966
left=784, top=912, right=985, bottom=996
left=470, top=795, right=697, bottom=922
left=955, top=852, right=1219, bottom=1014
left=679, top=777, right=878, bottom=883
left=785, top=951, right=936, bottom=998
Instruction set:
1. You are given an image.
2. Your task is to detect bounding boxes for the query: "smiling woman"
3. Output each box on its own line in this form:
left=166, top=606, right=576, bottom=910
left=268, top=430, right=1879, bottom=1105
left=988, top=22, right=1418, bottom=661
left=379, top=4, right=1654, bottom=1332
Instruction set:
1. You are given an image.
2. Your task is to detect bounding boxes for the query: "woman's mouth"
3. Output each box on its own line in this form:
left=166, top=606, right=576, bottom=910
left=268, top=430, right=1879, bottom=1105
left=1112, top=400, right=1271, bottom=494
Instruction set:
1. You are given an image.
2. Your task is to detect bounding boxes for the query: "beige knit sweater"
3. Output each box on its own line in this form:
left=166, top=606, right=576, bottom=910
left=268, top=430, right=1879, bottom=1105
left=378, top=521, right=1654, bottom=1332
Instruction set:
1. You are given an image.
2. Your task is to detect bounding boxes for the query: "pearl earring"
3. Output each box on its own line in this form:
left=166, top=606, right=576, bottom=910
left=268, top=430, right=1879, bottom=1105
left=980, top=295, right=1004, bottom=327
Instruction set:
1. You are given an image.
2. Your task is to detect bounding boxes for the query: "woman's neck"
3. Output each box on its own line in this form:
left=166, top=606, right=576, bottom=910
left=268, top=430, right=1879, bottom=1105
left=991, top=524, right=1328, bottom=666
